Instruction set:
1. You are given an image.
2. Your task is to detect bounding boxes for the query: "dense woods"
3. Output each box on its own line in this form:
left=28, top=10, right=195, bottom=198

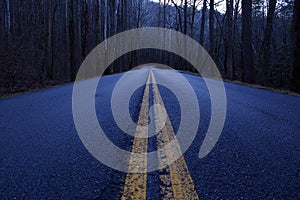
left=0, top=0, right=299, bottom=95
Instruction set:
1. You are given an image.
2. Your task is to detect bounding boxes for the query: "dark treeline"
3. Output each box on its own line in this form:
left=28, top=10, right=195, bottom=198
left=0, top=0, right=299, bottom=95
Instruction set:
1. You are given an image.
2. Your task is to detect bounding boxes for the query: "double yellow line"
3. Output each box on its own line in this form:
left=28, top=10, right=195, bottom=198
left=121, top=71, right=199, bottom=200
left=121, top=73, right=151, bottom=199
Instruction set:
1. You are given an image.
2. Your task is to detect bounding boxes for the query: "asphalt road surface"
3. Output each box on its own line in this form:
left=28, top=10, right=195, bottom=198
left=0, top=67, right=299, bottom=199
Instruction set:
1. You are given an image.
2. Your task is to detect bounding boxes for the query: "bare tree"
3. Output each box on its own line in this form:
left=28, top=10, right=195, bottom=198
left=81, top=0, right=88, bottom=58
left=5, top=0, right=11, bottom=40
left=233, top=0, right=241, bottom=75
left=225, top=0, right=234, bottom=79
left=68, top=0, right=76, bottom=80
left=200, top=0, right=207, bottom=46
left=260, top=0, right=277, bottom=84
left=171, top=0, right=183, bottom=32
left=95, top=0, right=102, bottom=43
left=184, top=0, right=188, bottom=34
left=104, top=0, right=108, bottom=40
left=291, top=0, right=300, bottom=92
left=209, top=0, right=215, bottom=59
left=191, top=0, right=197, bottom=38
left=242, top=0, right=254, bottom=83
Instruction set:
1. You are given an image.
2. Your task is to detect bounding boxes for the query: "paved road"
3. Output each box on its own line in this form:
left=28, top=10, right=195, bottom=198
left=0, top=67, right=299, bottom=199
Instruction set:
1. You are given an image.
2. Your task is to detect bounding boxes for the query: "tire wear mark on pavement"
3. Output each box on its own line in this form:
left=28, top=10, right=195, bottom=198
left=151, top=71, right=199, bottom=200
left=121, top=73, right=151, bottom=200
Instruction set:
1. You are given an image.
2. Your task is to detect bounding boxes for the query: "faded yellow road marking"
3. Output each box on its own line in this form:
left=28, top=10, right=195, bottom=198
left=151, top=71, right=199, bottom=200
left=121, top=73, right=151, bottom=200
left=121, top=70, right=199, bottom=199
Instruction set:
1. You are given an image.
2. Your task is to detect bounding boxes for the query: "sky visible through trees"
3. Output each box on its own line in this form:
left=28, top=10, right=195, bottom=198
left=151, top=0, right=227, bottom=12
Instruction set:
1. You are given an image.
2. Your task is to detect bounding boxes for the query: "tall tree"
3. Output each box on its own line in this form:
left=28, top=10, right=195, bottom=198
left=209, top=0, right=215, bottom=59
left=41, top=1, right=49, bottom=81
left=171, top=0, right=183, bottom=32
left=50, top=0, right=59, bottom=80
left=225, top=0, right=234, bottom=79
left=81, top=0, right=88, bottom=59
left=95, top=0, right=102, bottom=43
left=242, top=0, right=254, bottom=83
left=163, top=0, right=167, bottom=28
left=233, top=0, right=241, bottom=72
left=183, top=0, right=188, bottom=35
left=104, top=0, right=108, bottom=40
left=190, top=0, right=197, bottom=38
left=291, top=0, right=300, bottom=92
left=68, top=0, right=76, bottom=80
left=5, top=0, right=11, bottom=40
left=260, top=0, right=277, bottom=84
left=200, top=0, right=207, bottom=46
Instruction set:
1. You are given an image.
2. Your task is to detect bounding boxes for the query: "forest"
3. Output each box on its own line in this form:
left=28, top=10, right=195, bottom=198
left=0, top=0, right=299, bottom=95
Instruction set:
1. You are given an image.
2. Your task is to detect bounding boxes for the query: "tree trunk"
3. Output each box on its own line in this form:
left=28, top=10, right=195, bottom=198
left=209, top=0, right=215, bottom=59
left=291, top=0, right=300, bottom=92
left=242, top=0, right=254, bottom=83
left=41, top=3, right=49, bottom=81
left=5, top=0, right=11, bottom=40
left=171, top=0, right=183, bottom=32
left=191, top=0, right=197, bottom=38
left=81, top=0, right=88, bottom=59
left=64, top=0, right=70, bottom=80
left=225, top=0, right=234, bottom=79
left=260, top=0, right=277, bottom=84
left=68, top=0, right=76, bottom=80
left=184, top=0, right=188, bottom=35
left=233, top=0, right=240, bottom=77
left=200, top=0, right=207, bottom=46
left=95, top=0, right=101, bottom=43
left=163, top=0, right=166, bottom=28
left=104, top=0, right=108, bottom=40
left=50, top=1, right=59, bottom=80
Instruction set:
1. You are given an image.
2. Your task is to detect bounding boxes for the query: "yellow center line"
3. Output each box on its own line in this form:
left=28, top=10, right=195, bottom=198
left=121, top=72, right=151, bottom=200
left=151, top=71, right=199, bottom=200
left=121, top=70, right=199, bottom=199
